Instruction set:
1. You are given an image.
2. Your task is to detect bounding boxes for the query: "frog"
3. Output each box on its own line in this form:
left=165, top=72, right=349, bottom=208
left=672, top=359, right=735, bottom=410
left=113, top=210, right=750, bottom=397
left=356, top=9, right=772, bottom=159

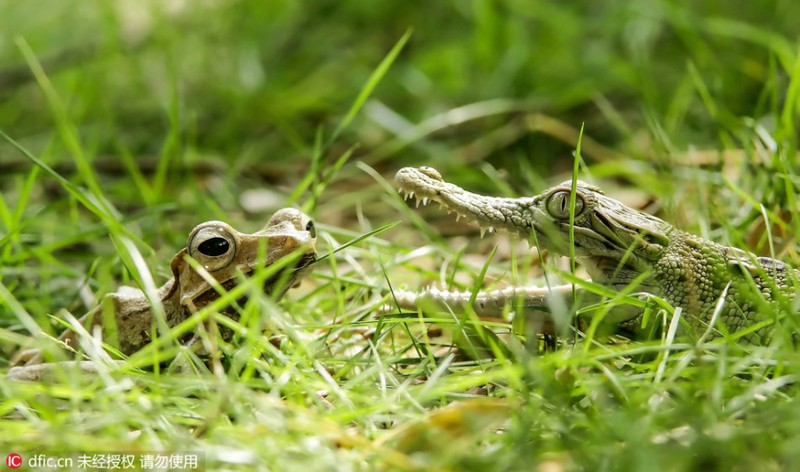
left=7, top=207, right=317, bottom=380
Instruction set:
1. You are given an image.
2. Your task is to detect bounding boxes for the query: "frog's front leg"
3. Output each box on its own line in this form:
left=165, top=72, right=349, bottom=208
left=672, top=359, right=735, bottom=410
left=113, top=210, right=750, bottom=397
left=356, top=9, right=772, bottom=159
left=9, top=305, right=105, bottom=368
left=6, top=305, right=121, bottom=382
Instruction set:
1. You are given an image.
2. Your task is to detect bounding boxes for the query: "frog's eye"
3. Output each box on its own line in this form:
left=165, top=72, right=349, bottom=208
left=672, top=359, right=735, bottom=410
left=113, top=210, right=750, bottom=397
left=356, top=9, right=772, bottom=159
left=188, top=223, right=237, bottom=271
left=546, top=190, right=585, bottom=220
left=305, top=220, right=316, bottom=238
left=198, top=237, right=230, bottom=257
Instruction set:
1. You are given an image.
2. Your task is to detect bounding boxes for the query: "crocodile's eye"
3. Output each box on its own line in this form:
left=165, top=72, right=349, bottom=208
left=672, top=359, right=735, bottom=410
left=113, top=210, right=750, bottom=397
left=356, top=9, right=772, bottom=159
left=546, top=190, right=585, bottom=220
left=305, top=220, right=316, bottom=238
left=188, top=223, right=237, bottom=271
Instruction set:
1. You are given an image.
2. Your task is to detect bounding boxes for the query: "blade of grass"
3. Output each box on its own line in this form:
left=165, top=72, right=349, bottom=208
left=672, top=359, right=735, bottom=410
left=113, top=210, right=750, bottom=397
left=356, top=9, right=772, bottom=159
left=330, top=29, right=412, bottom=144
left=15, top=37, right=118, bottom=219
left=315, top=221, right=400, bottom=263
left=289, top=30, right=412, bottom=209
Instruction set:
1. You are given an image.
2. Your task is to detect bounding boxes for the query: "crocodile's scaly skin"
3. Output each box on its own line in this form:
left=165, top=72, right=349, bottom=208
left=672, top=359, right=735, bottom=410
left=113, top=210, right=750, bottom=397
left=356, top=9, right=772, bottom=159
left=394, top=166, right=799, bottom=343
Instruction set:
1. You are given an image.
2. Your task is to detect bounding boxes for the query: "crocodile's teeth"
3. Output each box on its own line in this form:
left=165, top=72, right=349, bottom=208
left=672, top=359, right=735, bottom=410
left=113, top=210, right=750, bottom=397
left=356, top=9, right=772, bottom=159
left=455, top=214, right=462, bottom=222
left=421, top=197, right=429, bottom=206
left=478, top=226, right=496, bottom=238
left=415, top=198, right=422, bottom=208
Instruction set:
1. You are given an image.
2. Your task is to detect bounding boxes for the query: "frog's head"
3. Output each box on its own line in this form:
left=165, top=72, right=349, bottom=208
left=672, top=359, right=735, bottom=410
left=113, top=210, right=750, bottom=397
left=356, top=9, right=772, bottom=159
left=168, top=208, right=317, bottom=309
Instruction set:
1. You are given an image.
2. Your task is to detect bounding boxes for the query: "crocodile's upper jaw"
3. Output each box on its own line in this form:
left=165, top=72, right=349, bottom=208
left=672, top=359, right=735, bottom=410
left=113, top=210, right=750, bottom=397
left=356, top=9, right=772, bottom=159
left=395, top=166, right=538, bottom=239
left=394, top=166, right=668, bottom=272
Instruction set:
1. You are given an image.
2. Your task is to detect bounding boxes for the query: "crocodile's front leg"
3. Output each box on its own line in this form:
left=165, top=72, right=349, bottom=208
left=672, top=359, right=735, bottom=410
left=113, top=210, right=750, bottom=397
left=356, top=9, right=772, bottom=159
left=392, top=285, right=570, bottom=332
left=391, top=284, right=648, bottom=337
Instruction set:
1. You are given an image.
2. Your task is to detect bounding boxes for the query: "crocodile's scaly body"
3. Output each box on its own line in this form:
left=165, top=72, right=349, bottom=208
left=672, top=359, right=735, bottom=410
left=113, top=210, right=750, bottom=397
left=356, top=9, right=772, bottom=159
left=394, top=166, right=799, bottom=343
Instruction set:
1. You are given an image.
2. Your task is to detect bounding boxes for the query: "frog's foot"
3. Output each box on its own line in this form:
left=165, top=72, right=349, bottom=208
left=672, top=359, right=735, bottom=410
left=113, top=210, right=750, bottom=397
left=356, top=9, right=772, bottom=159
left=5, top=360, right=126, bottom=382
left=9, top=347, right=43, bottom=367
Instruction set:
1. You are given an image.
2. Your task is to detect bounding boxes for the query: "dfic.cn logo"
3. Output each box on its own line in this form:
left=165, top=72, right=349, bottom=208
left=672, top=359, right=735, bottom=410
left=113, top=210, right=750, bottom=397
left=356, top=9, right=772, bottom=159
left=6, top=453, right=22, bottom=469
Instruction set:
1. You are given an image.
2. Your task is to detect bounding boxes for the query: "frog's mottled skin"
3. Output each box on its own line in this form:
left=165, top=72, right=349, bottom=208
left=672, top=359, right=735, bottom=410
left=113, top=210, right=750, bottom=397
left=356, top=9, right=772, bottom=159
left=8, top=208, right=316, bottom=380
left=393, top=166, right=798, bottom=342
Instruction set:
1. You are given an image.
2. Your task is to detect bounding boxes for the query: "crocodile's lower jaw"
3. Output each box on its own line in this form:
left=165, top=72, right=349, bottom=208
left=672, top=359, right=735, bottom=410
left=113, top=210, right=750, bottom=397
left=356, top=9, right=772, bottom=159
left=399, top=190, right=501, bottom=238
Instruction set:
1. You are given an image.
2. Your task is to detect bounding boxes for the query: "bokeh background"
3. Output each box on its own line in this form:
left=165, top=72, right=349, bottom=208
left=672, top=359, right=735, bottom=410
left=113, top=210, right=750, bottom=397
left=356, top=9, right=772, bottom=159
left=3, top=0, right=796, bottom=206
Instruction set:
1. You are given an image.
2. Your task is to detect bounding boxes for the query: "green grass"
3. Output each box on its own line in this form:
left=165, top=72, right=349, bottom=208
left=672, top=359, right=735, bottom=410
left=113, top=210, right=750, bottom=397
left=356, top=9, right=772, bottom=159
left=1, top=0, right=799, bottom=470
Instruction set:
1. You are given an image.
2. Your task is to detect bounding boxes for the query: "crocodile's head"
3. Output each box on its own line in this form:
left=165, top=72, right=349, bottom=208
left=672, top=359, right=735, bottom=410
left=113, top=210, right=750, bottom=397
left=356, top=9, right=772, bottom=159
left=395, top=166, right=673, bottom=278
left=525, top=179, right=673, bottom=275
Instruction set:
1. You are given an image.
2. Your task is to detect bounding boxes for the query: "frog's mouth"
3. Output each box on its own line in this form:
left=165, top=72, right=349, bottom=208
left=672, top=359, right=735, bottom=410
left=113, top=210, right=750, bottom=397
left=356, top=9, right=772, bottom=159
left=293, top=252, right=317, bottom=271
left=237, top=251, right=316, bottom=292
left=191, top=252, right=317, bottom=308
left=282, top=252, right=317, bottom=286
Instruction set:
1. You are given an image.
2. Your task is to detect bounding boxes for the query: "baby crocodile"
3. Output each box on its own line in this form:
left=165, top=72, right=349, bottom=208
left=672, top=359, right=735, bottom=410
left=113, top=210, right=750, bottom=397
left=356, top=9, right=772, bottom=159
left=393, top=166, right=798, bottom=343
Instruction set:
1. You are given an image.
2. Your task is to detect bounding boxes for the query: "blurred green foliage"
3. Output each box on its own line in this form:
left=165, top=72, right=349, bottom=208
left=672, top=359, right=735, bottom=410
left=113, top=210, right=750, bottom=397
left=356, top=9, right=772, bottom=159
left=2, top=0, right=796, bottom=188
